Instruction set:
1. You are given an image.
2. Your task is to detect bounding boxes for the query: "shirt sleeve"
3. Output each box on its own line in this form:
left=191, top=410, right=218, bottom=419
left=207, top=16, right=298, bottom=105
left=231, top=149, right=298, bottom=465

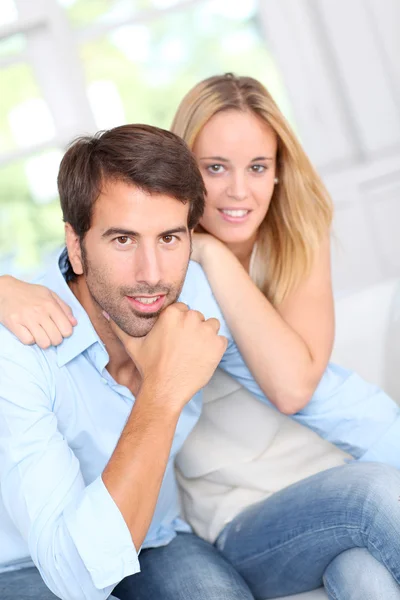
left=220, top=339, right=400, bottom=469
left=293, top=362, right=400, bottom=468
left=221, top=341, right=400, bottom=468
left=0, top=332, right=139, bottom=600
left=183, top=264, right=400, bottom=470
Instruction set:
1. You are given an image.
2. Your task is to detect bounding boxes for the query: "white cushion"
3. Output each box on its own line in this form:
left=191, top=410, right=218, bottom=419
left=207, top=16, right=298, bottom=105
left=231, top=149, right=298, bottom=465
left=332, top=278, right=400, bottom=398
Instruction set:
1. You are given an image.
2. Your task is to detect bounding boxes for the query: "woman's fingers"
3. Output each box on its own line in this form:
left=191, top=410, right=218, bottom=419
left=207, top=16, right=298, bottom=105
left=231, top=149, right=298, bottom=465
left=5, top=294, right=75, bottom=347
left=19, top=323, right=52, bottom=349
left=51, top=292, right=77, bottom=326
left=9, top=323, right=35, bottom=346
left=37, top=316, right=65, bottom=347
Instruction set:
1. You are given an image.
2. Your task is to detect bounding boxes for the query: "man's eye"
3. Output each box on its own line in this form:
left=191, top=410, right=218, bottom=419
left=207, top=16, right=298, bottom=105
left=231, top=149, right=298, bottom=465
left=116, top=236, right=131, bottom=245
left=161, top=235, right=176, bottom=244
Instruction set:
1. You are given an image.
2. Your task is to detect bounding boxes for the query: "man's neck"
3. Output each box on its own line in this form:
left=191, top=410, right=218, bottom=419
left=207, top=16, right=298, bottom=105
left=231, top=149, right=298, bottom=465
left=68, top=276, right=142, bottom=395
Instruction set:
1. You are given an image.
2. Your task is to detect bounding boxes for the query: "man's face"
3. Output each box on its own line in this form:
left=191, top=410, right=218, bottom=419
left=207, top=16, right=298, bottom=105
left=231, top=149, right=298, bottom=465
left=72, top=180, right=191, bottom=337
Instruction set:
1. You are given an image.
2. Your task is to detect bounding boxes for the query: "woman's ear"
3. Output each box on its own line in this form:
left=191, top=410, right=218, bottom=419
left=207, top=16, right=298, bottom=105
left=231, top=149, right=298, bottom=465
left=65, top=223, right=84, bottom=276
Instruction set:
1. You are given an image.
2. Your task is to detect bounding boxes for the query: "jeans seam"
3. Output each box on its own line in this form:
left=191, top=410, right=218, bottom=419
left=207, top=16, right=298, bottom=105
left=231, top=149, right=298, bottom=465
left=359, top=500, right=400, bottom=585
left=323, top=577, right=340, bottom=600
left=368, top=537, right=400, bottom=585
left=230, top=524, right=361, bottom=569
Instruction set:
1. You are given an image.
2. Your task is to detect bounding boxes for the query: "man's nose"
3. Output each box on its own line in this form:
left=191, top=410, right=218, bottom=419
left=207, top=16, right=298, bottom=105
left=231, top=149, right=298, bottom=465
left=134, top=245, right=162, bottom=286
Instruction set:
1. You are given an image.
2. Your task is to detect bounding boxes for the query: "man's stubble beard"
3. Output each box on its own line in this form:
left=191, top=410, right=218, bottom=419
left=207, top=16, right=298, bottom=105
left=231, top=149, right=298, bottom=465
left=80, top=242, right=189, bottom=338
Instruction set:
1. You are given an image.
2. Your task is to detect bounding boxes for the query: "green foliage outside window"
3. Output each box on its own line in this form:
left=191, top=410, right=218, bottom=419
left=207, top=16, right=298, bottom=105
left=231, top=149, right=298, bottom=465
left=0, top=0, right=291, bottom=276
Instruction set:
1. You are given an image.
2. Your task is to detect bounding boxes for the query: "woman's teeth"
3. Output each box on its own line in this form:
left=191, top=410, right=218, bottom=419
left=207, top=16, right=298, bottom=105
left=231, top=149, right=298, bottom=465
left=135, top=296, right=160, bottom=304
left=220, top=209, right=249, bottom=217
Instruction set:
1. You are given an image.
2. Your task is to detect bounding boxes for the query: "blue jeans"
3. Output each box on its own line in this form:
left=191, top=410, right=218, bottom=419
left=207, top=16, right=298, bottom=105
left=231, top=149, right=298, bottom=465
left=216, top=462, right=400, bottom=599
left=113, top=532, right=254, bottom=599
left=0, top=567, right=57, bottom=599
left=6, top=464, right=398, bottom=599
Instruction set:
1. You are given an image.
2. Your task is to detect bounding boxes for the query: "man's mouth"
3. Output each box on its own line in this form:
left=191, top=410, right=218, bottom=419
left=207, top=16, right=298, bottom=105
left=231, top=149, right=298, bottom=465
left=126, top=295, right=166, bottom=313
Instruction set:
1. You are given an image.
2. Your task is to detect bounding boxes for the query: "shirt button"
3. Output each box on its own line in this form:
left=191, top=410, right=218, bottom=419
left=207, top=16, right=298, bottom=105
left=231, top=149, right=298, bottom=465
left=101, top=377, right=108, bottom=384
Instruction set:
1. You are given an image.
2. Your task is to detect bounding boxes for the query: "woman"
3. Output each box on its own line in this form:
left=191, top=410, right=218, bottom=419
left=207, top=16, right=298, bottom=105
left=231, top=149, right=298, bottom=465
left=1, top=74, right=400, bottom=599
left=172, top=73, right=334, bottom=414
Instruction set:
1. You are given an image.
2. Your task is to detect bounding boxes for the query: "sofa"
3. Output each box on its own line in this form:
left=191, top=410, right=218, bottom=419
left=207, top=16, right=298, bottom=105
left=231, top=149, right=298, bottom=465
left=1, top=278, right=399, bottom=599
left=273, top=277, right=400, bottom=600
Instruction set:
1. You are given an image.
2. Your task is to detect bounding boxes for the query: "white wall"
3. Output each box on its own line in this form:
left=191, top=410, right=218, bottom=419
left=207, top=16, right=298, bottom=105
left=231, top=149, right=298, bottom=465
left=2, top=0, right=399, bottom=290
left=259, top=0, right=400, bottom=293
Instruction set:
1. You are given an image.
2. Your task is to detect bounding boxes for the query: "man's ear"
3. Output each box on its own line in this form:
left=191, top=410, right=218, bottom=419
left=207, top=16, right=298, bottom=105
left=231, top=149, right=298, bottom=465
left=65, top=223, right=84, bottom=276
left=189, top=228, right=194, bottom=256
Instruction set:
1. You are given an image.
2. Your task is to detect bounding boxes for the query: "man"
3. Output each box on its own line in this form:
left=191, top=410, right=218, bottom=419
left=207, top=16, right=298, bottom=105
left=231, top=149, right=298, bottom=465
left=1, top=124, right=400, bottom=600
left=0, top=124, right=264, bottom=600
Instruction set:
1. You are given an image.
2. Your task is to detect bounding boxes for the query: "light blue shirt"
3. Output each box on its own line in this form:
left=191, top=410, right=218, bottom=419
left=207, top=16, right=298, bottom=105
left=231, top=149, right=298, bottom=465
left=1, top=249, right=400, bottom=599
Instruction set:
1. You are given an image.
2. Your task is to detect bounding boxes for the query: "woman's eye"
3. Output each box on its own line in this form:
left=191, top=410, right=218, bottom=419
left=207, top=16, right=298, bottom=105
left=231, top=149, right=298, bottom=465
left=250, top=164, right=267, bottom=173
left=207, top=164, right=224, bottom=174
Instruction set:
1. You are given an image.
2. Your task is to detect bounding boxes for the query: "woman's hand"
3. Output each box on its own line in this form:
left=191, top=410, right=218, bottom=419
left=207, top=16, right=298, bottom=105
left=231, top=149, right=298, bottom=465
left=0, top=275, right=77, bottom=349
left=191, top=232, right=224, bottom=264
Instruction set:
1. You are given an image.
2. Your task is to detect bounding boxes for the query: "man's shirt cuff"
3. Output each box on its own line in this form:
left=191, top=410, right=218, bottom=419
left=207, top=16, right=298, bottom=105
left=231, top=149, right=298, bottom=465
left=64, top=475, right=140, bottom=589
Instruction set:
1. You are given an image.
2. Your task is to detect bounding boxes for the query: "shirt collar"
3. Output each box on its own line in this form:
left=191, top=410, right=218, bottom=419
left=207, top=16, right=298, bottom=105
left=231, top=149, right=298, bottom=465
left=38, top=248, right=107, bottom=368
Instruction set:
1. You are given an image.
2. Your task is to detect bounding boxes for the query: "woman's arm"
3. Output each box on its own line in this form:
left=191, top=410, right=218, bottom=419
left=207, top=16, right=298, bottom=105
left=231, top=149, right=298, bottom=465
left=0, top=275, right=76, bottom=348
left=193, top=234, right=334, bottom=414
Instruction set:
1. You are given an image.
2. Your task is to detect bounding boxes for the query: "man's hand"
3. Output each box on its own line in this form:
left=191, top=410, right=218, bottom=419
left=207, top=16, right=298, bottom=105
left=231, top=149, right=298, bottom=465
left=102, top=303, right=227, bottom=548
left=106, top=302, right=227, bottom=410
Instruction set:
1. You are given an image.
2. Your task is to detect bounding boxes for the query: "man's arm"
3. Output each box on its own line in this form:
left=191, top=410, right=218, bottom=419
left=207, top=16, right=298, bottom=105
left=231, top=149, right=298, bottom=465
left=101, top=304, right=227, bottom=546
left=0, top=304, right=226, bottom=600
left=0, top=335, right=138, bottom=600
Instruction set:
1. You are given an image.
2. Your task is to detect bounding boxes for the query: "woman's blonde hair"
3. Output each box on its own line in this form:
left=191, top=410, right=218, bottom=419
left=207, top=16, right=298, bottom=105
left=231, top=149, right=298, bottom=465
left=171, top=74, right=333, bottom=306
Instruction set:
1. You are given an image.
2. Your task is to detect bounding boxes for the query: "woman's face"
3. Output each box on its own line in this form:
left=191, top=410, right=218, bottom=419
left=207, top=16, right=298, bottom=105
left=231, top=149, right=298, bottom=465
left=193, top=109, right=278, bottom=247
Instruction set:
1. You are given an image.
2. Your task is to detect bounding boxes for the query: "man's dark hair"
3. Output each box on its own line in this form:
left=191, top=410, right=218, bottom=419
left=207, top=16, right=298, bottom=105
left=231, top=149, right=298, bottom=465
left=57, top=124, right=206, bottom=239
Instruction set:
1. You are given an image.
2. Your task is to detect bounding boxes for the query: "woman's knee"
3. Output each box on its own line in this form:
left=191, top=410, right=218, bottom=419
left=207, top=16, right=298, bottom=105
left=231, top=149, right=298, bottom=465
left=346, top=462, right=400, bottom=508
left=323, top=548, right=400, bottom=600
left=330, top=462, right=400, bottom=506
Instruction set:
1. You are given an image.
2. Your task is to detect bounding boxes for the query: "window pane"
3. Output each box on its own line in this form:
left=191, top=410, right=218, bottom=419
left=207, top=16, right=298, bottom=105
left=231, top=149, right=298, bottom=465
left=0, top=63, right=56, bottom=155
left=0, top=33, right=26, bottom=60
left=0, top=149, right=64, bottom=276
left=59, top=0, right=185, bottom=28
left=80, top=0, right=292, bottom=131
left=0, top=0, right=18, bottom=27
left=60, top=0, right=118, bottom=27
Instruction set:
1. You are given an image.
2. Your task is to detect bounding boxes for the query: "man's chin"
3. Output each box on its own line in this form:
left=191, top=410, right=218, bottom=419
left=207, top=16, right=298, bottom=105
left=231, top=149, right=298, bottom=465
left=114, top=313, right=159, bottom=338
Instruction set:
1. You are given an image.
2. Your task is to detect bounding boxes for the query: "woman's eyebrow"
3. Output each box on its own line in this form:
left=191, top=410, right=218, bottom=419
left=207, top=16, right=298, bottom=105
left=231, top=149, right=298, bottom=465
left=198, top=156, right=230, bottom=162
left=251, top=156, right=274, bottom=161
left=199, top=155, right=275, bottom=162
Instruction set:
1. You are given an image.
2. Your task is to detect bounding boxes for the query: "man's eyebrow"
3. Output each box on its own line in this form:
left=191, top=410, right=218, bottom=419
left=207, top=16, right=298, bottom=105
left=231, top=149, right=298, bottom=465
left=160, top=226, right=188, bottom=236
left=101, top=226, right=189, bottom=238
left=102, top=228, right=139, bottom=238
